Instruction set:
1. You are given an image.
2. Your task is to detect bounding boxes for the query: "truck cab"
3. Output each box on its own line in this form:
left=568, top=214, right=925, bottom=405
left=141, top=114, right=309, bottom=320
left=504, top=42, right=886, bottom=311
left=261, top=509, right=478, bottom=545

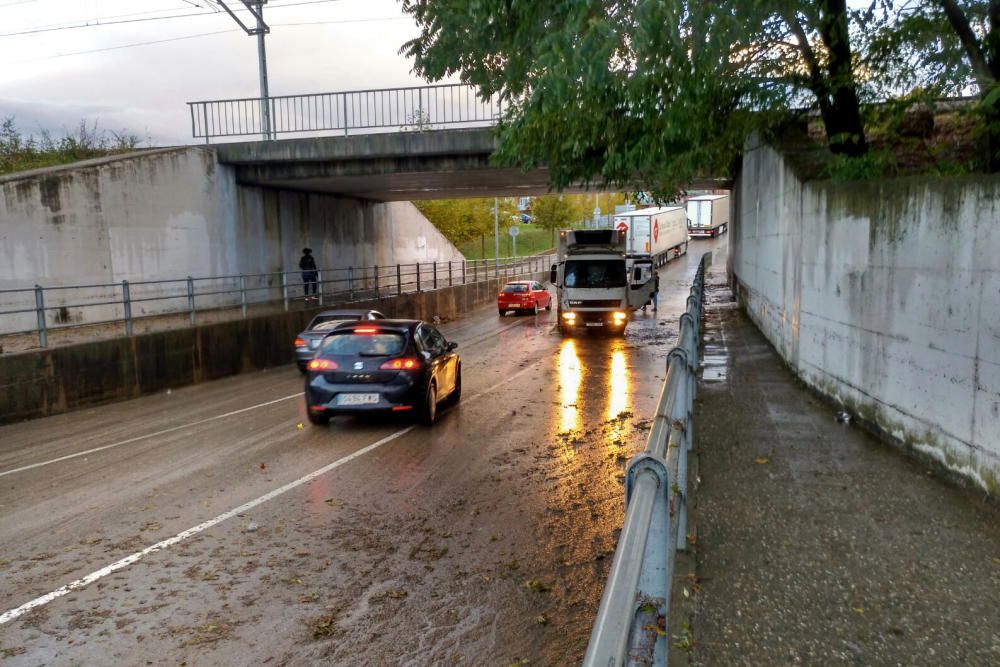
left=549, top=229, right=654, bottom=335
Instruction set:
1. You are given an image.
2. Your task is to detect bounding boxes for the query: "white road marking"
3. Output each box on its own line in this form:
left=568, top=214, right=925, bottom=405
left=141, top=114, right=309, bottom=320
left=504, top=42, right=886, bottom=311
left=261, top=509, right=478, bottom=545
left=0, top=393, right=304, bottom=479
left=0, top=359, right=544, bottom=626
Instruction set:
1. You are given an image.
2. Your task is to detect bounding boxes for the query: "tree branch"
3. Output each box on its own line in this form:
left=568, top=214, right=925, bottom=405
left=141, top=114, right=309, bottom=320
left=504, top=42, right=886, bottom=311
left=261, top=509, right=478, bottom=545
left=939, top=0, right=995, bottom=88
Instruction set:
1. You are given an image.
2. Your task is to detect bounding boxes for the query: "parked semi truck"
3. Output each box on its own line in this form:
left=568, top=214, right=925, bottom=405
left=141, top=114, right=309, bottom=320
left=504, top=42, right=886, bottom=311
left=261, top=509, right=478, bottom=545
left=612, top=206, right=689, bottom=267
left=549, top=229, right=654, bottom=335
left=686, top=194, right=729, bottom=238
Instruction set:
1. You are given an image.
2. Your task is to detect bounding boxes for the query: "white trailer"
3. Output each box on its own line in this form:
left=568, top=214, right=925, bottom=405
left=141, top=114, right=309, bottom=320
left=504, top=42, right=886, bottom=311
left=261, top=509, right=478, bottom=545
left=686, top=194, right=729, bottom=238
left=612, top=206, right=688, bottom=267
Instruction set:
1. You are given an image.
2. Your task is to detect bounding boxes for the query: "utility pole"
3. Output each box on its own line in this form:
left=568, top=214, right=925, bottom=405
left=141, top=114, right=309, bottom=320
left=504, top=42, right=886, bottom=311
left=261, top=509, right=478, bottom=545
left=215, top=1, right=272, bottom=140
left=255, top=2, right=271, bottom=140
left=493, top=198, right=500, bottom=259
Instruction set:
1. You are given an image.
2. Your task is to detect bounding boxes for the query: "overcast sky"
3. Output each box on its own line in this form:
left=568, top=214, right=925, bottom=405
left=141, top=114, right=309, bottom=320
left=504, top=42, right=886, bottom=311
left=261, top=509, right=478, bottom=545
left=0, top=0, right=437, bottom=145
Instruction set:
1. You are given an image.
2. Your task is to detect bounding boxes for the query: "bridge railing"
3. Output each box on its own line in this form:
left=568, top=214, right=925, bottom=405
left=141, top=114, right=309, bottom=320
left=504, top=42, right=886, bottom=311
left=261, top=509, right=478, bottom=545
left=583, top=253, right=708, bottom=666
left=188, top=83, right=502, bottom=142
left=0, top=254, right=554, bottom=350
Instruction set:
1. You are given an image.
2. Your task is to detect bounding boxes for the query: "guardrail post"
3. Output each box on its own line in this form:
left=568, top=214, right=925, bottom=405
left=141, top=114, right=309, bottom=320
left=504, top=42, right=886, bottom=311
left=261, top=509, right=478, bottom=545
left=448, top=261, right=453, bottom=287
left=462, top=261, right=467, bottom=285
left=34, top=285, right=47, bottom=348
left=317, top=269, right=325, bottom=306
left=240, top=275, right=247, bottom=318
left=397, top=264, right=402, bottom=295
left=342, top=94, right=349, bottom=136
left=122, top=280, right=133, bottom=337
left=281, top=272, right=289, bottom=312
left=187, top=276, right=196, bottom=325
left=416, top=263, right=421, bottom=292
left=202, top=105, right=210, bottom=145
left=348, top=267, right=355, bottom=300
left=433, top=261, right=438, bottom=290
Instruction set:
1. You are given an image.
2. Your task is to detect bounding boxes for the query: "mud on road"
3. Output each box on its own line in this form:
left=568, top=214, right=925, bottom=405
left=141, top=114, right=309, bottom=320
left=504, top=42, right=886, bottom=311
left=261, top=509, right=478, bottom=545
left=0, top=240, right=726, bottom=665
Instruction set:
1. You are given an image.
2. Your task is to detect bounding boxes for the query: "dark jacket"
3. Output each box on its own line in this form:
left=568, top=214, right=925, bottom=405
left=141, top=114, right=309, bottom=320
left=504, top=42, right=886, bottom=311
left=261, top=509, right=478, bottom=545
left=299, top=254, right=317, bottom=271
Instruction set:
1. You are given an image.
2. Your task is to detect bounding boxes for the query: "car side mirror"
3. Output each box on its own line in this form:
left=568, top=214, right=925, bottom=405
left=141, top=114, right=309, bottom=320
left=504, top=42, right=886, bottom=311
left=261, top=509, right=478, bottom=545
left=549, top=265, right=557, bottom=285
left=446, top=341, right=458, bottom=351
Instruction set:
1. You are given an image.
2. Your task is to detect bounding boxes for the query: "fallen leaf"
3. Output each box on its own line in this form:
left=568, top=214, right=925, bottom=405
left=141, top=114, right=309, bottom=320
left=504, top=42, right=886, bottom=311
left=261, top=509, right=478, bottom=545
left=525, top=579, right=551, bottom=593
left=296, top=423, right=304, bottom=430
left=754, top=456, right=769, bottom=465
left=259, top=463, right=267, bottom=470
left=853, top=607, right=865, bottom=614
left=535, top=614, right=548, bottom=625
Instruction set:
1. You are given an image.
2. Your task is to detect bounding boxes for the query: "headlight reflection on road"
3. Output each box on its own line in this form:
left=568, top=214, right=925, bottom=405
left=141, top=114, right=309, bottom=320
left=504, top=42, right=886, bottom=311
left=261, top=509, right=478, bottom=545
left=607, top=348, right=629, bottom=420
left=557, top=339, right=583, bottom=435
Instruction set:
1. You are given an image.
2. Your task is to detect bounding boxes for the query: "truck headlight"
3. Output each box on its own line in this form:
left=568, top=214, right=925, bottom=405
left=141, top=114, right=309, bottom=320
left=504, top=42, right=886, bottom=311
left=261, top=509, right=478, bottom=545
left=612, top=311, right=627, bottom=324
left=562, top=312, right=576, bottom=321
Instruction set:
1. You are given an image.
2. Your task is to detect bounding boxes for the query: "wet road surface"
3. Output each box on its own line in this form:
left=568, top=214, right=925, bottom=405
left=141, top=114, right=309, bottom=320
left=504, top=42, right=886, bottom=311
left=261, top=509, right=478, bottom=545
left=0, top=239, right=727, bottom=665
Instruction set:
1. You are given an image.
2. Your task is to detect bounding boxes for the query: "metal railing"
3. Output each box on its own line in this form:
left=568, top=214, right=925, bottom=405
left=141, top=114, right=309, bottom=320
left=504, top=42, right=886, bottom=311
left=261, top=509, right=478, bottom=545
left=0, top=255, right=554, bottom=350
left=188, top=83, right=502, bottom=142
left=583, top=253, right=708, bottom=666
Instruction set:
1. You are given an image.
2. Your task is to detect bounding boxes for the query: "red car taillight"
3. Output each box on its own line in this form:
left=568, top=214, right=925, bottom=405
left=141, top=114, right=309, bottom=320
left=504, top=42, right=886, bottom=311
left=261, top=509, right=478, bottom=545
left=294, top=337, right=307, bottom=347
left=308, top=359, right=339, bottom=371
left=379, top=357, right=420, bottom=371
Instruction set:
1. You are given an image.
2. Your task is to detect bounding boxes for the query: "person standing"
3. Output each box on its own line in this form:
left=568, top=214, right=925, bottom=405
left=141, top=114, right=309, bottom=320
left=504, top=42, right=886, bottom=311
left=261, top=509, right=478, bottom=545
left=652, top=270, right=660, bottom=312
left=299, top=248, right=318, bottom=301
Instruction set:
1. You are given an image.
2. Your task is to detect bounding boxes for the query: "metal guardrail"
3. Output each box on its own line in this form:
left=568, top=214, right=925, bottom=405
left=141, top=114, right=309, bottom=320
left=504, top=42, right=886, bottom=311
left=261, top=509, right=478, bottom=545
left=188, top=83, right=502, bottom=142
left=0, top=255, right=554, bottom=349
left=584, top=253, right=708, bottom=666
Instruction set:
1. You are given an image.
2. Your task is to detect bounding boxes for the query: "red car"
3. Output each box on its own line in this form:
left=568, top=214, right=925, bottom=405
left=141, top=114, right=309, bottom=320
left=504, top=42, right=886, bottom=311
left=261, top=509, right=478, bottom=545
left=498, top=280, right=552, bottom=316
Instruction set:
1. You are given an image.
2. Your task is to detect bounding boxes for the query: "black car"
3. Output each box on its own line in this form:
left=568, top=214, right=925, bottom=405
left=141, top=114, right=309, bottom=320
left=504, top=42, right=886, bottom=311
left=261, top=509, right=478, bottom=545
left=294, top=309, right=386, bottom=371
left=304, top=319, right=461, bottom=426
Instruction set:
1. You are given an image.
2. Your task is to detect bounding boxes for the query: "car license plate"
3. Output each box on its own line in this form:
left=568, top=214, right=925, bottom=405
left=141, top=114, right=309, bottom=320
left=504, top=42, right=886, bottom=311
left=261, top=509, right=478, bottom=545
left=309, top=339, right=321, bottom=349
left=337, top=393, right=380, bottom=405
left=585, top=322, right=603, bottom=327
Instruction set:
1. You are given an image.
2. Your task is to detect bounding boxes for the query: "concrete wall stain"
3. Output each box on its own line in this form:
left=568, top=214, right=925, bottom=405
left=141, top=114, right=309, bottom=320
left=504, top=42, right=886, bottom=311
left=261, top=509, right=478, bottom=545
left=38, top=176, right=62, bottom=216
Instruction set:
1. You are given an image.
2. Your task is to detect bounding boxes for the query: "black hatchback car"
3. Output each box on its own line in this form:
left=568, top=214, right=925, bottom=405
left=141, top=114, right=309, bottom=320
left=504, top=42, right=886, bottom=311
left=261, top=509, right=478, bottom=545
left=304, top=319, right=461, bottom=426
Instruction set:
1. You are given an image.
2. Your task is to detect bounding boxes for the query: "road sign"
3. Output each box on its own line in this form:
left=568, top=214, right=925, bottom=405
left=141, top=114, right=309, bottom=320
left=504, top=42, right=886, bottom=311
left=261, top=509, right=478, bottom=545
left=653, top=220, right=659, bottom=243
left=508, top=226, right=520, bottom=237
left=616, top=221, right=628, bottom=232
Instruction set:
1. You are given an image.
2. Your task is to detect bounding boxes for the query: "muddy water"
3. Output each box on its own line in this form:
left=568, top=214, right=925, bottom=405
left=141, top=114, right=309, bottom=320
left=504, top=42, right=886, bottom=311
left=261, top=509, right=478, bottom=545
left=0, top=239, right=728, bottom=665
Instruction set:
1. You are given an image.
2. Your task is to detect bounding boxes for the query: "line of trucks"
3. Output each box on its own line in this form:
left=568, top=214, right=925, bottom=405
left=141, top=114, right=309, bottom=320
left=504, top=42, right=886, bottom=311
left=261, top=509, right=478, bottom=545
left=548, top=194, right=728, bottom=335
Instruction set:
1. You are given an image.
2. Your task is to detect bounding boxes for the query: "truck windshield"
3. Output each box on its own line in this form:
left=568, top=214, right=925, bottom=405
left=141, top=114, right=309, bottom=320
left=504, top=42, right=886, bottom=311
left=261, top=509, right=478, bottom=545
left=564, top=260, right=627, bottom=288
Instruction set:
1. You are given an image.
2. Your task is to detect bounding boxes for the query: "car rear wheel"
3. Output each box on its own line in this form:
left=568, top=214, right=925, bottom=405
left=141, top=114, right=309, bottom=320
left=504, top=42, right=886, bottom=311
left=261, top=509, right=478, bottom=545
left=545, top=299, right=552, bottom=311
left=307, top=407, right=331, bottom=426
left=419, top=381, right=438, bottom=425
left=498, top=308, right=506, bottom=316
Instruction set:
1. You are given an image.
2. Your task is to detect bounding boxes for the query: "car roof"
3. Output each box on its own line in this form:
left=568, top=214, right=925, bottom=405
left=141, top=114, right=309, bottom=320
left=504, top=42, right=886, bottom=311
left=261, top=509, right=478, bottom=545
left=332, top=319, right=423, bottom=333
left=504, top=280, right=533, bottom=285
left=313, top=309, right=381, bottom=318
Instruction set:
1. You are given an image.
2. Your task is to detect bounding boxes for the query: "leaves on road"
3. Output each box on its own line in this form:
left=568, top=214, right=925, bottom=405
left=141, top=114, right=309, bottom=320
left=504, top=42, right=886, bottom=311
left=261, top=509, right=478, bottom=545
left=525, top=579, right=552, bottom=593
left=754, top=456, right=769, bottom=465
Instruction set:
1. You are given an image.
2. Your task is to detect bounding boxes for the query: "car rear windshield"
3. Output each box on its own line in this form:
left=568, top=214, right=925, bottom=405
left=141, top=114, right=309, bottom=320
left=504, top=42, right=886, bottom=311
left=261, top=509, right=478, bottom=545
left=309, top=314, right=360, bottom=329
left=321, top=332, right=406, bottom=356
left=502, top=284, right=528, bottom=293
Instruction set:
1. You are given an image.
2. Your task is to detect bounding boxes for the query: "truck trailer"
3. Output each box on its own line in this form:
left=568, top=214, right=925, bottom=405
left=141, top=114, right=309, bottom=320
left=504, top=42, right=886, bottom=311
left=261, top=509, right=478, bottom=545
left=549, top=229, right=654, bottom=335
left=686, top=194, right=729, bottom=238
left=612, top=206, right=689, bottom=268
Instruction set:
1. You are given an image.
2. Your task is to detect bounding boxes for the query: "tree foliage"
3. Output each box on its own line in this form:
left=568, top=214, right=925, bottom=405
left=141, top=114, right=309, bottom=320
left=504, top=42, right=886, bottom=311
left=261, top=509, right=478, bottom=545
left=413, top=197, right=518, bottom=246
left=0, top=117, right=141, bottom=176
left=401, top=0, right=1000, bottom=186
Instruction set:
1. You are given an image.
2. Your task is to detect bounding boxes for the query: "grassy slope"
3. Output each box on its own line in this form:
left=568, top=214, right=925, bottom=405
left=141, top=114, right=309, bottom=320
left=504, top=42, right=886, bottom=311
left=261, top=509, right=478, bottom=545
left=456, top=225, right=559, bottom=260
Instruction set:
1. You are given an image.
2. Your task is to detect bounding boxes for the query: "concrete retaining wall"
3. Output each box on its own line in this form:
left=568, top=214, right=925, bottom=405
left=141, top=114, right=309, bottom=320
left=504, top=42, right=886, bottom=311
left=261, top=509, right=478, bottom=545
left=732, top=136, right=1000, bottom=496
left=0, top=272, right=540, bottom=425
left=0, top=148, right=463, bottom=334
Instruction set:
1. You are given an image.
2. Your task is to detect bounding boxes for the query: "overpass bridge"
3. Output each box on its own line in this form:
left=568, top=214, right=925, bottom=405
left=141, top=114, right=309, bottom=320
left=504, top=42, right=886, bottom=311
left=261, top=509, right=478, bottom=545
left=192, top=84, right=731, bottom=200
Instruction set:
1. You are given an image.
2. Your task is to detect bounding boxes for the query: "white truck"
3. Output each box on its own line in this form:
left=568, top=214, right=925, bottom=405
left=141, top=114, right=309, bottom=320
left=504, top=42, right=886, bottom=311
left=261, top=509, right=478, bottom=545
left=549, top=229, right=654, bottom=335
left=686, top=194, right=730, bottom=238
left=612, top=206, right=689, bottom=267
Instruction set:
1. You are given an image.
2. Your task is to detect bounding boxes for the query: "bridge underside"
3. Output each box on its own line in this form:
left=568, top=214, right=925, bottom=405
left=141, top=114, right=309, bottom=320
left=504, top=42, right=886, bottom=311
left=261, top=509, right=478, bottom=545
left=214, top=128, right=731, bottom=201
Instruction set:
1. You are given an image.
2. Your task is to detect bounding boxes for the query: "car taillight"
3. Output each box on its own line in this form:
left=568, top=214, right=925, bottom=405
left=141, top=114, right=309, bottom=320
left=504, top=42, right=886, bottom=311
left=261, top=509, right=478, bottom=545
left=380, top=357, right=420, bottom=371
left=308, top=359, right=339, bottom=371
left=294, top=337, right=307, bottom=347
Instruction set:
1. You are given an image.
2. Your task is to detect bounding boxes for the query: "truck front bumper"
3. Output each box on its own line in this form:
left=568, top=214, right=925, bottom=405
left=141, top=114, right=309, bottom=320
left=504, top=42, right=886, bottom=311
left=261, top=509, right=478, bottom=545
left=560, top=309, right=628, bottom=331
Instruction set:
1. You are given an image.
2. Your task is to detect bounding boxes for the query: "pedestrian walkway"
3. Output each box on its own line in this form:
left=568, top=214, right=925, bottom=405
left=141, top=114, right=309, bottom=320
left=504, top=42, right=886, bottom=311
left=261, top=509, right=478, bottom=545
left=686, top=280, right=1000, bottom=666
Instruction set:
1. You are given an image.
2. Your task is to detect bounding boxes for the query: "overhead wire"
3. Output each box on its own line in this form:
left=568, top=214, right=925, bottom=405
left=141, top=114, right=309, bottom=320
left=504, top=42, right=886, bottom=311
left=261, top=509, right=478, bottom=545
left=0, top=0, right=350, bottom=38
